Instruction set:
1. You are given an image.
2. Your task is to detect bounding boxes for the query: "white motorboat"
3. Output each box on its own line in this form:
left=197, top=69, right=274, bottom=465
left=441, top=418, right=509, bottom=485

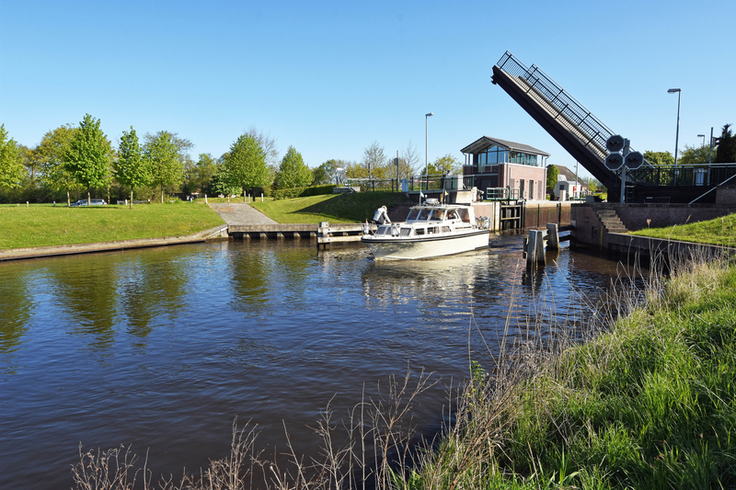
left=361, top=200, right=490, bottom=260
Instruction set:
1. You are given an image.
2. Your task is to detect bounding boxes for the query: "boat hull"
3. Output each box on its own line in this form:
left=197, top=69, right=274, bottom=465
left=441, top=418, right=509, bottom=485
left=362, top=229, right=489, bottom=260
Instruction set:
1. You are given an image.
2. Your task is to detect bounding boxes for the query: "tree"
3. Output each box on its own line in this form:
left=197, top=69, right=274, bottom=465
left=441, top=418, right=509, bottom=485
left=115, top=127, right=149, bottom=207
left=678, top=144, right=713, bottom=165
left=431, top=153, right=461, bottom=174
left=546, top=164, right=559, bottom=192
left=191, top=153, right=218, bottom=195
left=144, top=131, right=193, bottom=203
left=0, top=124, right=26, bottom=192
left=274, top=146, right=312, bottom=189
left=35, top=125, right=80, bottom=205
left=714, top=124, right=736, bottom=164
left=312, top=159, right=338, bottom=185
left=399, top=141, right=421, bottom=178
left=222, top=133, right=269, bottom=199
left=63, top=114, right=112, bottom=204
left=362, top=141, right=387, bottom=179
left=643, top=151, right=675, bottom=166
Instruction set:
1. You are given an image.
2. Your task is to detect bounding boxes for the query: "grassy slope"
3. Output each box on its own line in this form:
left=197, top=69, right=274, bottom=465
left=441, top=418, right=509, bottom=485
left=0, top=202, right=225, bottom=250
left=251, top=192, right=411, bottom=223
left=418, top=260, right=736, bottom=489
left=630, top=212, right=736, bottom=247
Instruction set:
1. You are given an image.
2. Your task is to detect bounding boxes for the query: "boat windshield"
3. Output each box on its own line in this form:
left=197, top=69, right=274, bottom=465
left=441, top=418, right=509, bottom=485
left=418, top=208, right=433, bottom=220
left=406, top=208, right=420, bottom=221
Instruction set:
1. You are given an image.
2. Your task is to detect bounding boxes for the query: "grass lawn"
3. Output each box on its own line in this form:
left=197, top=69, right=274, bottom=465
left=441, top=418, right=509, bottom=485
left=630, top=212, right=736, bottom=247
left=0, top=202, right=225, bottom=250
left=251, top=192, right=411, bottom=223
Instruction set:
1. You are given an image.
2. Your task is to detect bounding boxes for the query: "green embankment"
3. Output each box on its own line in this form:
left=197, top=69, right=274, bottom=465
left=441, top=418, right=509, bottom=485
left=0, top=202, right=225, bottom=250
left=251, top=192, right=411, bottom=223
left=631, top=212, right=736, bottom=247
left=0, top=193, right=412, bottom=250
left=414, top=259, right=736, bottom=489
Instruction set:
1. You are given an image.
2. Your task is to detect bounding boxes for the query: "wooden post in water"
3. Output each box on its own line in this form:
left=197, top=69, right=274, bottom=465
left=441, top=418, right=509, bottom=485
left=546, top=223, right=559, bottom=251
left=526, top=229, right=546, bottom=268
left=534, top=230, right=545, bottom=266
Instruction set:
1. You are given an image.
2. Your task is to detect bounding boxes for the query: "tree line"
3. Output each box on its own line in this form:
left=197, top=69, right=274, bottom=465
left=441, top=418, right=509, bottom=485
left=0, top=115, right=463, bottom=205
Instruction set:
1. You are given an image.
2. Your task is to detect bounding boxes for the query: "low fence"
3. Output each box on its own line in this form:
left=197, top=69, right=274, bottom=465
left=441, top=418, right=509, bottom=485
left=116, top=200, right=150, bottom=205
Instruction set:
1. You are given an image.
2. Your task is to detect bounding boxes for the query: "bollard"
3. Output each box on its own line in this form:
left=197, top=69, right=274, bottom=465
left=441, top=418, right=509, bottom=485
left=205, top=194, right=208, bottom=204
left=261, top=193, right=264, bottom=202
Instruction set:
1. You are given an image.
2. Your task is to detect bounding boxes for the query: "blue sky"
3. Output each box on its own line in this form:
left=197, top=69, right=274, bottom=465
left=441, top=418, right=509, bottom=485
left=2, top=0, right=734, bottom=179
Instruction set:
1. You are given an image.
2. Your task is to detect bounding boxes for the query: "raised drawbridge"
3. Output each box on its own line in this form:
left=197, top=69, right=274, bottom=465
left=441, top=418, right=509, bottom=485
left=491, top=51, right=626, bottom=200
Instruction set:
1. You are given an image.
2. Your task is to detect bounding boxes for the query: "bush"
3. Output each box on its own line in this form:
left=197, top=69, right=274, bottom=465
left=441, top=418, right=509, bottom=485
left=272, top=184, right=335, bottom=200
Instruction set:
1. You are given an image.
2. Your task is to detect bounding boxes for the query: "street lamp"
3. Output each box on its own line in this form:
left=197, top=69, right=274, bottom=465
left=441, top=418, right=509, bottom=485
left=697, top=134, right=706, bottom=147
left=668, top=88, right=681, bottom=166
left=425, top=112, right=433, bottom=191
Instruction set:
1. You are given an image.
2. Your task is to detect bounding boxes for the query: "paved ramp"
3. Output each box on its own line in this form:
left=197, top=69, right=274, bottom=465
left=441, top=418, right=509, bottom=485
left=208, top=202, right=278, bottom=226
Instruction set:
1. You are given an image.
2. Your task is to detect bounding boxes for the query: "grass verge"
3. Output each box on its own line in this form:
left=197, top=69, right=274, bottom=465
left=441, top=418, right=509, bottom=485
left=415, top=254, right=736, bottom=489
left=0, top=202, right=225, bottom=250
left=631, top=212, right=736, bottom=247
left=251, top=192, right=411, bottom=223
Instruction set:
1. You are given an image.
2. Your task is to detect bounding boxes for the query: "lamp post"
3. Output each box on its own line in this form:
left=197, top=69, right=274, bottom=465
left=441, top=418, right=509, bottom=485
left=697, top=134, right=706, bottom=147
left=668, top=88, right=681, bottom=166
left=425, top=112, right=433, bottom=191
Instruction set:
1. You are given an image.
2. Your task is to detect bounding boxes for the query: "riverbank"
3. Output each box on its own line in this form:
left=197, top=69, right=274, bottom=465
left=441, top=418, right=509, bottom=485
left=410, top=255, right=736, bottom=489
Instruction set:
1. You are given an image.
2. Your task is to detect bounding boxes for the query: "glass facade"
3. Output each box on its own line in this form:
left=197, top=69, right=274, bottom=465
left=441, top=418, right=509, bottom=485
left=478, top=145, right=539, bottom=169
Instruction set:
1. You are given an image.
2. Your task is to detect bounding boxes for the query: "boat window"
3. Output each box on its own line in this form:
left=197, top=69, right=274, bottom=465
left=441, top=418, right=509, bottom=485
left=406, top=209, right=420, bottom=221
left=441, top=226, right=451, bottom=233
left=457, top=209, right=470, bottom=222
left=447, top=210, right=459, bottom=220
left=399, top=227, right=413, bottom=237
left=418, top=209, right=432, bottom=220
left=377, top=226, right=392, bottom=235
left=435, top=210, right=447, bottom=221
left=415, top=227, right=425, bottom=235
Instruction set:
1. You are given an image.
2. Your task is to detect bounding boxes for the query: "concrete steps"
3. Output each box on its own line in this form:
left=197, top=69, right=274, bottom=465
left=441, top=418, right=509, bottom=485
left=595, top=207, right=628, bottom=234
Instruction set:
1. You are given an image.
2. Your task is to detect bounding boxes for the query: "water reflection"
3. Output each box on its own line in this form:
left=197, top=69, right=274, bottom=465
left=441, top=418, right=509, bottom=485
left=0, top=266, right=33, bottom=354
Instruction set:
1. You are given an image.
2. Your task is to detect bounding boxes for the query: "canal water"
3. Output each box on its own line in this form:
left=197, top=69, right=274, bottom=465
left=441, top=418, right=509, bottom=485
left=0, top=236, right=628, bottom=488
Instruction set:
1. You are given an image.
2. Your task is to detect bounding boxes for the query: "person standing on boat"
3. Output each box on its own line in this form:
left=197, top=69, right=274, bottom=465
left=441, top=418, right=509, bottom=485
left=372, top=206, right=391, bottom=225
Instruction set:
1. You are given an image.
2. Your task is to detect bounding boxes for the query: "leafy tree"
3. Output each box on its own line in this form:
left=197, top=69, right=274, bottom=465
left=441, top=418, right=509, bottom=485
left=362, top=141, right=387, bottom=179
left=275, top=146, right=312, bottom=189
left=714, top=124, right=736, bottom=164
left=431, top=153, right=461, bottom=174
left=312, top=159, right=339, bottom=185
left=546, top=164, right=559, bottom=192
left=35, top=125, right=80, bottom=205
left=190, top=153, right=218, bottom=195
left=63, top=114, right=112, bottom=204
left=0, top=124, right=26, bottom=192
left=115, top=127, right=149, bottom=207
left=643, top=151, right=675, bottom=166
left=678, top=144, right=713, bottom=165
left=222, top=133, right=269, bottom=199
left=144, top=131, right=193, bottom=203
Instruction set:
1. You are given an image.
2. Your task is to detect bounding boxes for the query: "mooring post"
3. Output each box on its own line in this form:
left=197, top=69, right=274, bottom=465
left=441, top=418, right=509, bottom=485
left=534, top=230, right=546, bottom=266
left=526, top=229, right=546, bottom=268
left=318, top=221, right=330, bottom=249
left=546, top=223, right=559, bottom=250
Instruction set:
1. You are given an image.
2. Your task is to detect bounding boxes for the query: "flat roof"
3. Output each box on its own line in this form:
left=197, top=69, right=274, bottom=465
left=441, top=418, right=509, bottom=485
left=460, top=136, right=550, bottom=157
